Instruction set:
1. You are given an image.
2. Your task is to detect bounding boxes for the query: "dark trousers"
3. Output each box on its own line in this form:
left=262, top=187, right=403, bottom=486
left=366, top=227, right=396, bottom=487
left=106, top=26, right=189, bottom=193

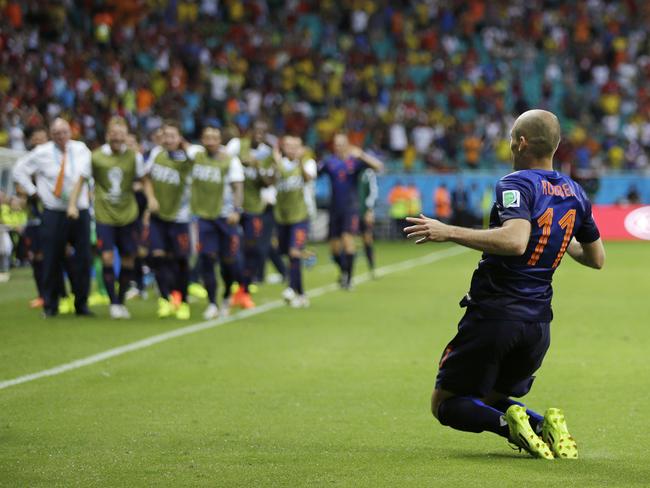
left=41, top=209, right=91, bottom=314
left=258, top=206, right=286, bottom=281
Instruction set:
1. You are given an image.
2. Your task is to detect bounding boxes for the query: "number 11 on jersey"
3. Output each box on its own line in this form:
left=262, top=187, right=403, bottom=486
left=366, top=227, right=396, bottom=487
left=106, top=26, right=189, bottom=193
left=527, top=208, right=576, bottom=267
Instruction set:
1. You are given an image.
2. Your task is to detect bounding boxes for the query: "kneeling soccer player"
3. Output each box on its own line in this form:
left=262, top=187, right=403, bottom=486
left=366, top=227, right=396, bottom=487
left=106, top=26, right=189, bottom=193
left=404, top=110, right=605, bottom=459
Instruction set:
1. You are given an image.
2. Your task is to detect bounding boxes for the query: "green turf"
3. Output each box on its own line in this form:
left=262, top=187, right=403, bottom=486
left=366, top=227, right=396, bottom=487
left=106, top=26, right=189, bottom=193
left=1, top=241, right=648, bottom=487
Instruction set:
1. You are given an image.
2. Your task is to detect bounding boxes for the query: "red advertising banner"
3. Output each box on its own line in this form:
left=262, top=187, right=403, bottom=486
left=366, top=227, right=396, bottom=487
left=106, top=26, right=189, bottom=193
left=592, top=205, right=650, bottom=241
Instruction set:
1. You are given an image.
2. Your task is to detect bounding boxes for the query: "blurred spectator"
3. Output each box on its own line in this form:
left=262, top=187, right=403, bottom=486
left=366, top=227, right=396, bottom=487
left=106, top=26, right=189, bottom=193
left=388, top=181, right=410, bottom=237
left=433, top=184, right=452, bottom=223
left=1, top=0, right=650, bottom=173
left=451, top=180, right=470, bottom=227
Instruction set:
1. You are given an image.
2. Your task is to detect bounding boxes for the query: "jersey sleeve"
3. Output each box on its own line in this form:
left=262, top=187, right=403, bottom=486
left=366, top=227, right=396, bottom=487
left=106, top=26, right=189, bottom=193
left=135, top=152, right=147, bottom=179
left=574, top=194, right=601, bottom=243
left=494, top=175, right=534, bottom=222
left=228, top=156, right=245, bottom=183
left=225, top=138, right=241, bottom=158
left=303, top=158, right=318, bottom=180
left=185, top=144, right=203, bottom=161
left=144, top=146, right=163, bottom=174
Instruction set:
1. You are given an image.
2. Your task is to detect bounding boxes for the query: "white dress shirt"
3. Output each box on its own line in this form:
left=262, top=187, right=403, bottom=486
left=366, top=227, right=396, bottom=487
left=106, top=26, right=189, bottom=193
left=13, top=140, right=92, bottom=211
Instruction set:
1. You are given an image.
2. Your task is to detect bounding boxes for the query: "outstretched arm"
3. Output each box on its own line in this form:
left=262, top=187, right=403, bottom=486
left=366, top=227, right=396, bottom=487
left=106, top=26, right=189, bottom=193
left=349, top=146, right=384, bottom=172
left=404, top=215, right=531, bottom=256
left=566, top=237, right=605, bottom=269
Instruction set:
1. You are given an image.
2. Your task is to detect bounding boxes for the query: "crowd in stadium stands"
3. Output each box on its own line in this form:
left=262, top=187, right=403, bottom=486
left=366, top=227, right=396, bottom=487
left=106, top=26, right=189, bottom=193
left=2, top=0, right=650, bottom=173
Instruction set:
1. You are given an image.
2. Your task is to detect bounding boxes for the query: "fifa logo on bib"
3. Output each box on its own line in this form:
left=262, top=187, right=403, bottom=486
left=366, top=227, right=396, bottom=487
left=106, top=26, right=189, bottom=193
left=108, top=167, right=124, bottom=202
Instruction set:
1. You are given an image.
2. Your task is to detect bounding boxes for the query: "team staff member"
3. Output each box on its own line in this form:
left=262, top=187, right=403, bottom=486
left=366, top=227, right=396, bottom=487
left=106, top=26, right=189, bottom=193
left=69, top=117, right=154, bottom=319
left=272, top=136, right=317, bottom=308
left=192, top=127, right=245, bottom=319
left=16, top=127, right=49, bottom=308
left=230, top=121, right=275, bottom=308
left=13, top=118, right=93, bottom=317
left=146, top=123, right=193, bottom=320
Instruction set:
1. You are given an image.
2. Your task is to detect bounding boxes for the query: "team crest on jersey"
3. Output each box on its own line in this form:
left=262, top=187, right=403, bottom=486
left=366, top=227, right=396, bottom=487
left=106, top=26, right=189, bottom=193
left=502, top=190, right=520, bottom=208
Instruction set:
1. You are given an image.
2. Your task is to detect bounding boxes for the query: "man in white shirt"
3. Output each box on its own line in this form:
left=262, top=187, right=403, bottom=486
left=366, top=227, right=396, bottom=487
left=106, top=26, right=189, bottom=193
left=12, top=118, right=93, bottom=317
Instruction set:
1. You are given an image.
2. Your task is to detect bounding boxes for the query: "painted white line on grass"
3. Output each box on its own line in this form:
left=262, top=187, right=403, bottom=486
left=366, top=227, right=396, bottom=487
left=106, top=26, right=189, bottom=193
left=0, top=245, right=469, bottom=390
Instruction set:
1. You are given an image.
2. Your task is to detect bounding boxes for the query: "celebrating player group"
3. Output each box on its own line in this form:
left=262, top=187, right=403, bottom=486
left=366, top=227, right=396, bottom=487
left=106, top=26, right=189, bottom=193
left=12, top=118, right=384, bottom=321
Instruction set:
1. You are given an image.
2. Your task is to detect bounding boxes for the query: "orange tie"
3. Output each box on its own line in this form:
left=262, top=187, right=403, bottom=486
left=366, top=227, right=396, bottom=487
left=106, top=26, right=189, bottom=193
left=53, top=148, right=66, bottom=198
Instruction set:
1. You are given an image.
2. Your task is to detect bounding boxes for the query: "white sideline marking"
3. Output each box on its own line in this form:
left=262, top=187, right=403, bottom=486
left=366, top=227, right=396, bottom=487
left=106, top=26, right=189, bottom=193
left=0, top=246, right=469, bottom=390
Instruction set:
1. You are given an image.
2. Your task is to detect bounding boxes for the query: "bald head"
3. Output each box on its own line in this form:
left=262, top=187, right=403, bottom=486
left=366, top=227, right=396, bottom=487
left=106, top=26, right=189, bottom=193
left=511, top=110, right=561, bottom=163
left=50, top=118, right=71, bottom=149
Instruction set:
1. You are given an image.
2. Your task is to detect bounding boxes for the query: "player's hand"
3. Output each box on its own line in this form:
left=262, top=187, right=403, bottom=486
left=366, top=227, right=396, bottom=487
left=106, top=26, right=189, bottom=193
left=227, top=212, right=241, bottom=225
left=404, top=214, right=450, bottom=244
left=66, top=204, right=79, bottom=220
left=348, top=146, right=363, bottom=158
left=147, top=197, right=160, bottom=214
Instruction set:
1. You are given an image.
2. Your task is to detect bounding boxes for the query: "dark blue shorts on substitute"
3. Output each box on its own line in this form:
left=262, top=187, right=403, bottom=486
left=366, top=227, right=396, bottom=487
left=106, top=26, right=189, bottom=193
left=435, top=309, right=551, bottom=398
left=96, top=220, right=139, bottom=256
left=277, top=220, right=308, bottom=255
left=149, top=215, right=191, bottom=257
left=241, top=213, right=264, bottom=246
left=328, top=209, right=359, bottom=238
left=197, top=217, right=240, bottom=260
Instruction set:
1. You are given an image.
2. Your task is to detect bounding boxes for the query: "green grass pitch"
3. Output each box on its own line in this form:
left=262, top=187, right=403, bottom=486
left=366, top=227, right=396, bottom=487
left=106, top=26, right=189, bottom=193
left=1, top=241, right=649, bottom=487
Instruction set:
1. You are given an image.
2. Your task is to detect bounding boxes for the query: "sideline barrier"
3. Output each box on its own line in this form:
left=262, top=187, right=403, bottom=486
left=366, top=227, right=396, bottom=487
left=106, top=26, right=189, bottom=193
left=592, top=205, right=650, bottom=241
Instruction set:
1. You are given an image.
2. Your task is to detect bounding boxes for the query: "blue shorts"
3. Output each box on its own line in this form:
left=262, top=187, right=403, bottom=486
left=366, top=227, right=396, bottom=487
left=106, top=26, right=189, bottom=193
left=132, top=216, right=148, bottom=250
left=241, top=213, right=264, bottom=247
left=96, top=221, right=139, bottom=256
left=277, top=220, right=308, bottom=255
left=197, top=217, right=240, bottom=260
left=435, top=310, right=551, bottom=398
left=149, top=216, right=191, bottom=257
left=328, top=210, right=359, bottom=238
left=23, top=224, right=42, bottom=257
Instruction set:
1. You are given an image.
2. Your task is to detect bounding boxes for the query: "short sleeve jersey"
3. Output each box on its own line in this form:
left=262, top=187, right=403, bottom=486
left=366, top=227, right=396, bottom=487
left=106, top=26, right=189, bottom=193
left=465, top=169, right=600, bottom=321
left=318, top=155, right=365, bottom=213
